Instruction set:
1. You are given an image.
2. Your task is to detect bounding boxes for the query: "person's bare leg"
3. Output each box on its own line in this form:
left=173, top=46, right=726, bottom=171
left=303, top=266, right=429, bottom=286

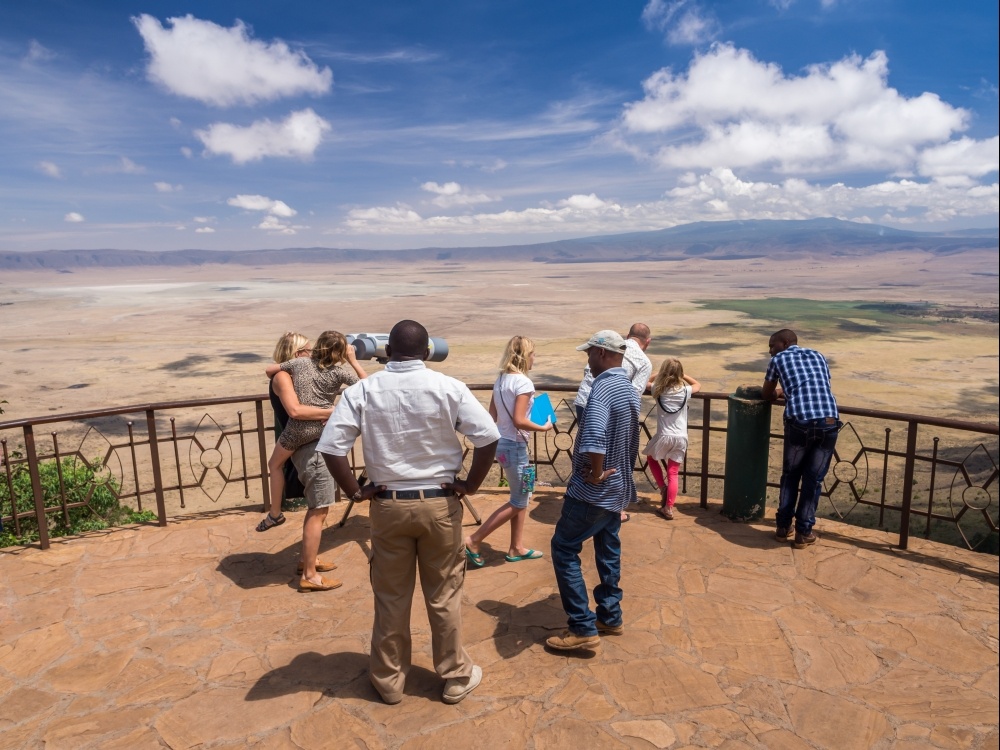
left=464, top=503, right=517, bottom=553
left=301, top=506, right=330, bottom=584
left=508, top=506, right=530, bottom=556
left=265, top=444, right=294, bottom=519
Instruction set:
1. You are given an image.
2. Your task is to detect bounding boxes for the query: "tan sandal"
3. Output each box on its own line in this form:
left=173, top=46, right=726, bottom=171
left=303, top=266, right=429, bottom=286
left=299, top=576, right=343, bottom=592
left=296, top=559, right=338, bottom=574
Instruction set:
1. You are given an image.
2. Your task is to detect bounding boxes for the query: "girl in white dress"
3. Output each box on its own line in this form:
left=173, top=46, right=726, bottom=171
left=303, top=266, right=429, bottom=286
left=642, top=358, right=700, bottom=520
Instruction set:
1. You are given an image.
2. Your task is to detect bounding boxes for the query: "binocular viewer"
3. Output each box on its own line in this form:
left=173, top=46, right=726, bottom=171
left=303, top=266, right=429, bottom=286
left=346, top=333, right=449, bottom=363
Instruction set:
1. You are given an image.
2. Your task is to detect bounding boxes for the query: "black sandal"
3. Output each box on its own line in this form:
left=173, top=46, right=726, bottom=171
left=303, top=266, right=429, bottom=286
left=255, top=513, right=286, bottom=532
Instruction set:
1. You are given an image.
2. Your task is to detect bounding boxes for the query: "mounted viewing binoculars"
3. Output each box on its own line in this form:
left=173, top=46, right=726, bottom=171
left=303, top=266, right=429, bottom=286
left=346, top=333, right=449, bottom=363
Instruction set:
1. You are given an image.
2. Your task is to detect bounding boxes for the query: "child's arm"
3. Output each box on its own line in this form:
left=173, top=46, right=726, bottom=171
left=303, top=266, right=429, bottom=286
left=683, top=374, right=701, bottom=395
left=345, top=344, right=368, bottom=380
left=265, top=363, right=281, bottom=379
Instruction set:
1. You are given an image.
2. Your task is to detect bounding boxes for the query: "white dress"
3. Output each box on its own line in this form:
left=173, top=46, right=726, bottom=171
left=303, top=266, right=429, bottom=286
left=642, top=385, right=692, bottom=463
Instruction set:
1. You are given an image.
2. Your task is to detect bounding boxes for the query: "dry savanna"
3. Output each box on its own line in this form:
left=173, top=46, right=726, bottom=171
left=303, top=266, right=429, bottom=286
left=1, top=249, right=997, bottom=424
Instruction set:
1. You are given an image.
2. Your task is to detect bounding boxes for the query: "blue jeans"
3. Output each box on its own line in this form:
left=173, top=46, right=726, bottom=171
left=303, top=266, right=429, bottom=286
left=776, top=418, right=840, bottom=535
left=550, top=495, right=623, bottom=636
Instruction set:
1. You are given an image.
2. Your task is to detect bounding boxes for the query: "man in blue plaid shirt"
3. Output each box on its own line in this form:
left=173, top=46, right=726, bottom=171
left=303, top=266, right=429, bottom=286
left=547, top=330, right=640, bottom=651
left=762, top=329, right=841, bottom=549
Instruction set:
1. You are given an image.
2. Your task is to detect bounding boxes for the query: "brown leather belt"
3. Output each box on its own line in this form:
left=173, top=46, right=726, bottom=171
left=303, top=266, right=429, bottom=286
left=376, top=489, right=453, bottom=500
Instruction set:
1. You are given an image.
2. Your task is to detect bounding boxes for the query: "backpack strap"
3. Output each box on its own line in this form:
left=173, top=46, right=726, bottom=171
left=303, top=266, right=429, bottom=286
left=657, top=387, right=689, bottom=415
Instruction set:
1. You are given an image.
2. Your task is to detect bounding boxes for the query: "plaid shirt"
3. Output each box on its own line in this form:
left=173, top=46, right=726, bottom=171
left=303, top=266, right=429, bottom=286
left=567, top=367, right=640, bottom=512
left=765, top=345, right=839, bottom=422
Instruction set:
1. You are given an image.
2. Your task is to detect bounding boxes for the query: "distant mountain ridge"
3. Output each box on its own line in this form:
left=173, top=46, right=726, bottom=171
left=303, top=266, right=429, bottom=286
left=1, top=218, right=996, bottom=270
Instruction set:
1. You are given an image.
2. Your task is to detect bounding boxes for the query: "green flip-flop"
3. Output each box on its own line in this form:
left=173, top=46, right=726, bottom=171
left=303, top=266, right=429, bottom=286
left=505, top=549, right=543, bottom=562
left=464, top=546, right=485, bottom=568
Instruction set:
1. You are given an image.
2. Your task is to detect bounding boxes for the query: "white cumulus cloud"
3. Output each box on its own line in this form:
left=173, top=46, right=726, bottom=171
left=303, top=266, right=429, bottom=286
left=228, top=194, right=303, bottom=233
left=64, top=212, right=84, bottom=222
left=559, top=194, right=607, bottom=210
left=617, top=44, right=971, bottom=175
left=154, top=181, right=182, bottom=192
left=194, top=226, right=215, bottom=233
left=420, top=181, right=497, bottom=208
left=227, top=194, right=297, bottom=217
left=133, top=14, right=332, bottom=106
left=196, top=109, right=330, bottom=163
left=339, top=168, right=997, bottom=238
left=917, top=136, right=999, bottom=178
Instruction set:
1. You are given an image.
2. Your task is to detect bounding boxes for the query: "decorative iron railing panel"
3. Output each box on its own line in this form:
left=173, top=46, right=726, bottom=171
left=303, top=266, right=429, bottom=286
left=2, top=386, right=996, bottom=554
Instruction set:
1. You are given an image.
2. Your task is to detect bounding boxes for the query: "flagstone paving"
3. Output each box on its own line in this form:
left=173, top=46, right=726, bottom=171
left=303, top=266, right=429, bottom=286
left=2, top=488, right=998, bottom=749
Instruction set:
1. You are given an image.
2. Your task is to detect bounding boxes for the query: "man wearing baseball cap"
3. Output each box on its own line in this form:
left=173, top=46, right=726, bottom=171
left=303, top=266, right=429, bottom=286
left=546, top=330, right=640, bottom=651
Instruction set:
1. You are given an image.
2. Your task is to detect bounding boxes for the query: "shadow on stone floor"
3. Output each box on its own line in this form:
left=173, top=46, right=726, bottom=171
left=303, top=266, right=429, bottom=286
left=817, top=526, right=999, bottom=585
left=688, top=505, right=778, bottom=551
left=478, top=594, right=566, bottom=659
left=686, top=500, right=1000, bottom=584
left=246, top=650, right=374, bottom=701
left=248, top=652, right=455, bottom=705
left=217, top=513, right=373, bottom=589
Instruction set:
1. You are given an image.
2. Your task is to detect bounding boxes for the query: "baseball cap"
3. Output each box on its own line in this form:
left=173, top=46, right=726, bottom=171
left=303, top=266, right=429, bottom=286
left=576, top=330, right=627, bottom=353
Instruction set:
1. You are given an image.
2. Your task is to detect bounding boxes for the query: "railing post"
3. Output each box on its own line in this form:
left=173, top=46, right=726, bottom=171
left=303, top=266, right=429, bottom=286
left=22, top=425, right=50, bottom=549
left=700, top=397, right=711, bottom=508
left=145, top=410, right=168, bottom=527
left=255, top=399, right=271, bottom=512
left=898, top=420, right=919, bottom=550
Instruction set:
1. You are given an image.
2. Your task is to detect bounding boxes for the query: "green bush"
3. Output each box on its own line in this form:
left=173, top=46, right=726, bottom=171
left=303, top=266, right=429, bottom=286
left=0, top=453, right=156, bottom=547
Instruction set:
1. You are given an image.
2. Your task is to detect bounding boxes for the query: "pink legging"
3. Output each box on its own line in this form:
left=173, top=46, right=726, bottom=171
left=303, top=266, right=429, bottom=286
left=647, top=459, right=681, bottom=508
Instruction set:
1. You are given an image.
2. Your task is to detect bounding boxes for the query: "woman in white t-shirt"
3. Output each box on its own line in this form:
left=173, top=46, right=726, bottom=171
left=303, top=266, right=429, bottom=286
left=643, top=358, right=700, bottom=520
left=464, top=335, right=553, bottom=566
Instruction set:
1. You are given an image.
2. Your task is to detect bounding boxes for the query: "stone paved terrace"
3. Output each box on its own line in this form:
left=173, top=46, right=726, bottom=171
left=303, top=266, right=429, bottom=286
left=1, top=488, right=998, bottom=750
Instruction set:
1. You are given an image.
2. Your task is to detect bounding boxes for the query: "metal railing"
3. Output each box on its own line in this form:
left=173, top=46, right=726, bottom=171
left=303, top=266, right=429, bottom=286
left=2, top=385, right=997, bottom=553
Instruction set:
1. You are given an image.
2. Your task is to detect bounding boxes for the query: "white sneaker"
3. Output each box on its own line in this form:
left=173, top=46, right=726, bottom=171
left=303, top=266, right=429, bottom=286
left=442, top=665, right=482, bottom=704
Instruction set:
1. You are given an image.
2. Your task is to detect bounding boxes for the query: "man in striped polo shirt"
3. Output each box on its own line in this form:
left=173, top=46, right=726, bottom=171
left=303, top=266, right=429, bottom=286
left=762, top=329, right=841, bottom=550
left=547, top=330, right=640, bottom=651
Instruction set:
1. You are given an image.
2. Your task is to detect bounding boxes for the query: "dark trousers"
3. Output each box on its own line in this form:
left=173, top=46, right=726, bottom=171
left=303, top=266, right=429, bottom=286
left=776, top=418, right=839, bottom=535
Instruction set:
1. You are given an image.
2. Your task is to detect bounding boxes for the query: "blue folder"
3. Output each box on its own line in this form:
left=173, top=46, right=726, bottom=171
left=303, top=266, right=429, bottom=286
left=529, top=393, right=558, bottom=425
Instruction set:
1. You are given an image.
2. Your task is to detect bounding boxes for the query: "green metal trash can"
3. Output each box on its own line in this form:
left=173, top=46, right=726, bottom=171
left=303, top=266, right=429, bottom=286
left=722, top=385, right=771, bottom=521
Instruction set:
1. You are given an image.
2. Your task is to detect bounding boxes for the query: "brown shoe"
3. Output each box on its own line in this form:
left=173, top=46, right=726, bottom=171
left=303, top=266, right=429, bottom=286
left=546, top=630, right=600, bottom=651
left=597, top=621, right=624, bottom=636
left=658, top=506, right=674, bottom=520
left=793, top=531, right=819, bottom=549
left=299, top=576, right=343, bottom=592
left=297, top=559, right=338, bottom=574
left=775, top=526, right=791, bottom=541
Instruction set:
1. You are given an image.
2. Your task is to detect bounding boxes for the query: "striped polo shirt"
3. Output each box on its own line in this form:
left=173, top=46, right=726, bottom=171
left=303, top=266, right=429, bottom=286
left=764, top=345, right=839, bottom=422
left=567, top=367, right=641, bottom=512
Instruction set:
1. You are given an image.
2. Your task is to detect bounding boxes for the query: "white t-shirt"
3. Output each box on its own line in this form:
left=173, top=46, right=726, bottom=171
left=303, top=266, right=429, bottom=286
left=493, top=372, right=535, bottom=442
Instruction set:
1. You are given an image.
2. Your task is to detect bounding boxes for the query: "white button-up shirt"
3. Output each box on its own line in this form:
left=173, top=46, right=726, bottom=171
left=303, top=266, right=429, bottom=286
left=574, top=339, right=651, bottom=407
left=316, top=360, right=500, bottom=491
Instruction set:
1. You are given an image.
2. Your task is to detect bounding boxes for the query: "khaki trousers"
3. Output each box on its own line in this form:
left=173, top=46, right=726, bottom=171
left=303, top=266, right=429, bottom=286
left=369, top=495, right=472, bottom=702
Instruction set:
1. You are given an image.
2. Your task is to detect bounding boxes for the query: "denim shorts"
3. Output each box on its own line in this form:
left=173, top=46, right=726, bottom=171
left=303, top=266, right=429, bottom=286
left=496, top=438, right=533, bottom=509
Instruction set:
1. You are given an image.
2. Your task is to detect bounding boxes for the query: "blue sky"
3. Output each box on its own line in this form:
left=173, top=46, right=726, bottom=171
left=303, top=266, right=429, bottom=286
left=1, top=0, right=997, bottom=251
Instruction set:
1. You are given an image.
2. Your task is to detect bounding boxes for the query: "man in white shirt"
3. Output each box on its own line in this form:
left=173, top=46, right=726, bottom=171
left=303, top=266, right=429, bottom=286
left=622, top=323, right=653, bottom=393
left=574, top=323, right=652, bottom=419
left=318, top=320, right=500, bottom=706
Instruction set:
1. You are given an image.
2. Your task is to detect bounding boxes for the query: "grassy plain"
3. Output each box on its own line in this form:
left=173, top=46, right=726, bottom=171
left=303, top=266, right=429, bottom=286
left=0, top=249, right=996, bottom=422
